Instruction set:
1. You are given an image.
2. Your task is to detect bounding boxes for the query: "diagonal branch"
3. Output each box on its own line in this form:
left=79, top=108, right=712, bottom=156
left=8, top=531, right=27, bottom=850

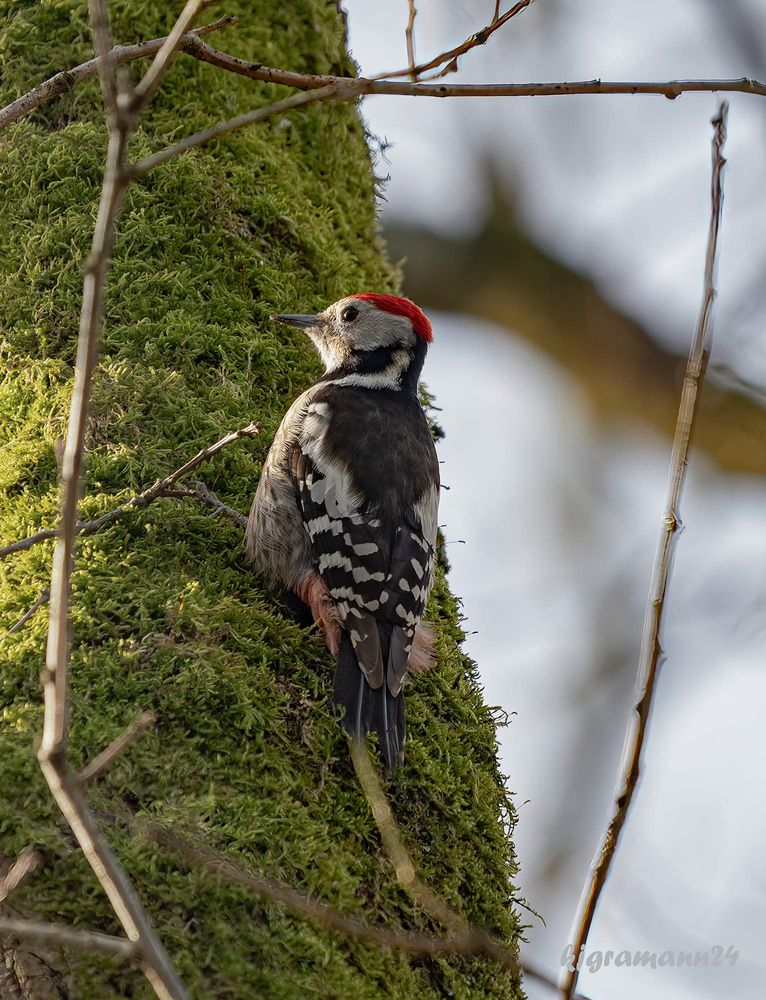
left=0, top=848, right=44, bottom=903
left=561, top=102, right=729, bottom=1000
left=0, top=422, right=258, bottom=559
left=0, top=16, right=236, bottom=131
left=147, top=822, right=513, bottom=961
left=79, top=710, right=158, bottom=783
left=4, top=590, right=50, bottom=636
left=349, top=741, right=519, bottom=976
left=131, top=0, right=206, bottom=110
left=382, top=0, right=536, bottom=81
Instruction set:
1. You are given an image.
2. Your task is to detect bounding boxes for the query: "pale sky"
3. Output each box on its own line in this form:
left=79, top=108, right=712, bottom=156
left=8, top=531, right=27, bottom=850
left=344, top=3, right=766, bottom=996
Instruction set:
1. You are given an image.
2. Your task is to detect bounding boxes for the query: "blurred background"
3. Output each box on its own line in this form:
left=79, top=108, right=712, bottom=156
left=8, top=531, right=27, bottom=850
left=344, top=1, right=766, bottom=997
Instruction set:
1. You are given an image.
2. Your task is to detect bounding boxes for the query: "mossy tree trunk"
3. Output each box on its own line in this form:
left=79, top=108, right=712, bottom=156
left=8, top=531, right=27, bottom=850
left=0, top=3, right=522, bottom=997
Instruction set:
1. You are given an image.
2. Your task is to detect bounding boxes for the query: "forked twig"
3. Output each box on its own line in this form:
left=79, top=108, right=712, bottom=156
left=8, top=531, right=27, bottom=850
left=561, top=102, right=729, bottom=1000
left=349, top=741, right=519, bottom=976
left=383, top=0, right=535, bottom=81
left=0, top=422, right=258, bottom=559
left=3, top=22, right=764, bottom=136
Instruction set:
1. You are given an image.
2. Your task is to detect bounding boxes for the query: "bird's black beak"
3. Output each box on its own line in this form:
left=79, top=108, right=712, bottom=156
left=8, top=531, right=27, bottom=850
left=270, top=313, right=318, bottom=330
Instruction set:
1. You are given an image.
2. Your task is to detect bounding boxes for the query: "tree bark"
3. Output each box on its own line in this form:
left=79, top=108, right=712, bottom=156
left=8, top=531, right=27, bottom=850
left=0, top=4, right=522, bottom=997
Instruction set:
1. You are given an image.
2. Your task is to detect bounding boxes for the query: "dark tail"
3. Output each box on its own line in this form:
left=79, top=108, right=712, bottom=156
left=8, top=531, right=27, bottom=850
left=332, top=621, right=405, bottom=774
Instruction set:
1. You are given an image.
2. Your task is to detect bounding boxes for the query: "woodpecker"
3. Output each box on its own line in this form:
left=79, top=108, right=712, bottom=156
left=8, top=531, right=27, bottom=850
left=245, top=293, right=439, bottom=771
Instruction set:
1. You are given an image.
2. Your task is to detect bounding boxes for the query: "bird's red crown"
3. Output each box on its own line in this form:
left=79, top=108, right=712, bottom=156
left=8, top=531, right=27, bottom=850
left=351, top=293, right=433, bottom=343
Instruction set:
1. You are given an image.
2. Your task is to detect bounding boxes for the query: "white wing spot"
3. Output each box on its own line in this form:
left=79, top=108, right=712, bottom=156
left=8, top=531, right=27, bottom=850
left=353, top=541, right=379, bottom=556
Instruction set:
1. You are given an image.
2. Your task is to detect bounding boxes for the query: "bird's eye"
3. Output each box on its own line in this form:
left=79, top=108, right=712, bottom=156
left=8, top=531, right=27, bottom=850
left=341, top=305, right=360, bottom=323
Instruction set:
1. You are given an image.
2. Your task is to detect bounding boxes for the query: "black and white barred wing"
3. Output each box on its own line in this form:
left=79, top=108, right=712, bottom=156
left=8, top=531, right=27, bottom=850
left=291, top=404, right=437, bottom=695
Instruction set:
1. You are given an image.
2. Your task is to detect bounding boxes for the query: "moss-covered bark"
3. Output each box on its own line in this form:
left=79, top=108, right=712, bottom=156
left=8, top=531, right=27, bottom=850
left=0, top=3, right=522, bottom=997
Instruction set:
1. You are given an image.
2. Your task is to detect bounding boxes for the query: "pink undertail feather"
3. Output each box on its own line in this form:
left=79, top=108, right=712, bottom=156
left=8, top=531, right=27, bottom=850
left=296, top=571, right=341, bottom=655
left=409, top=620, right=436, bottom=673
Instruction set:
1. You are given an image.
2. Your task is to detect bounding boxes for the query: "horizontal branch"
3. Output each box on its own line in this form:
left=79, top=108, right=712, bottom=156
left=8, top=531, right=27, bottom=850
left=3, top=24, right=763, bottom=136
left=0, top=422, right=258, bottom=559
left=0, top=917, right=137, bottom=962
left=176, top=38, right=766, bottom=100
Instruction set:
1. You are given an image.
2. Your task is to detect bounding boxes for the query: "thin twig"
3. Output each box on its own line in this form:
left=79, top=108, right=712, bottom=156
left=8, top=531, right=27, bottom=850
left=561, top=102, right=729, bottom=1000
left=0, top=848, right=44, bottom=903
left=405, top=1, right=418, bottom=80
left=160, top=481, right=249, bottom=530
left=130, top=82, right=355, bottom=175
left=79, top=710, right=158, bottom=783
left=0, top=918, right=137, bottom=962
left=0, top=16, right=236, bottom=131
left=5, top=590, right=50, bottom=636
left=131, top=0, right=205, bottom=110
left=0, top=423, right=258, bottom=559
left=349, top=741, right=519, bottom=976
left=383, top=0, right=535, bottom=81
left=146, top=822, right=521, bottom=962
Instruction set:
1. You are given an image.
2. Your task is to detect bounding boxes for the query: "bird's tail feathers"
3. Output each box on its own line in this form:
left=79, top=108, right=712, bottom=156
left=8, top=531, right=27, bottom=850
left=333, top=622, right=405, bottom=774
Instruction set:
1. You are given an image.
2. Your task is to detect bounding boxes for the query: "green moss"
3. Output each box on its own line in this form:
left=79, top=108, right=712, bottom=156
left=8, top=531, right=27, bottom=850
left=0, top=3, right=522, bottom=997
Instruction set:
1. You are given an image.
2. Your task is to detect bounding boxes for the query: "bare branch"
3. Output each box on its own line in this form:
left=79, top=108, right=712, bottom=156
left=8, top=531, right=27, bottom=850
left=79, top=710, right=158, bottom=783
left=0, top=16, right=237, bottom=132
left=405, top=1, right=417, bottom=80
left=349, top=741, right=519, bottom=976
left=0, top=422, right=258, bottom=559
left=130, top=68, right=763, bottom=179
left=561, top=103, right=729, bottom=1000
left=164, top=40, right=766, bottom=101
left=4, top=590, right=50, bottom=636
left=160, top=480, right=249, bottom=530
left=130, top=82, right=356, bottom=175
left=0, top=848, right=44, bottom=903
left=146, top=821, right=516, bottom=962
left=0, top=918, right=137, bottom=962
left=383, top=0, right=536, bottom=81
left=131, top=0, right=205, bottom=110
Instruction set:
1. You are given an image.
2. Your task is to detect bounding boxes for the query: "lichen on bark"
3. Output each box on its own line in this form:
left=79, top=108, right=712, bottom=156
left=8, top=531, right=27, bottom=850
left=0, top=3, right=523, bottom=997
